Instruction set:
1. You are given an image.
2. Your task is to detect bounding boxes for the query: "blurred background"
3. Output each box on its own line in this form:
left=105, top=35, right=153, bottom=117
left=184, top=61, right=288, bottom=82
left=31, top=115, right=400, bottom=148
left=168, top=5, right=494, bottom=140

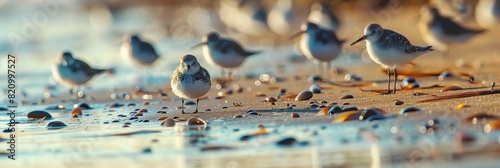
left=0, top=0, right=499, bottom=98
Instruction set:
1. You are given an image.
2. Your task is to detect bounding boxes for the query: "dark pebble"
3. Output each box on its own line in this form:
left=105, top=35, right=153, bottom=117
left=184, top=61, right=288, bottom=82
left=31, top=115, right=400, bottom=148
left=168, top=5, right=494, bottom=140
left=438, top=71, right=453, bottom=81
left=205, top=109, right=212, bottom=112
left=280, top=88, right=287, bottom=94
left=309, top=104, right=319, bottom=109
left=186, top=117, right=207, bottom=126
left=77, top=102, right=92, bottom=109
left=112, top=120, right=120, bottom=123
left=276, top=137, right=297, bottom=146
left=246, top=110, right=259, bottom=116
left=319, top=105, right=327, bottom=108
left=339, top=94, right=354, bottom=99
left=320, top=100, right=328, bottom=104
left=344, top=73, right=362, bottom=82
left=342, top=103, right=350, bottom=105
left=108, top=102, right=124, bottom=108
left=233, top=115, right=244, bottom=118
left=266, top=97, right=277, bottom=104
left=359, top=108, right=385, bottom=121
left=222, top=106, right=228, bottom=109
left=308, top=75, right=323, bottom=83
left=342, top=106, right=358, bottom=112
left=47, top=121, right=67, bottom=130
left=142, top=148, right=152, bottom=153
left=129, top=116, right=138, bottom=120
left=3, top=128, right=13, bottom=133
left=395, top=100, right=404, bottom=106
left=400, top=107, right=422, bottom=115
left=184, top=100, right=196, bottom=105
left=240, top=135, right=253, bottom=141
left=103, top=122, right=110, bottom=124
left=327, top=106, right=343, bottom=115
left=291, top=113, right=300, bottom=118
left=402, top=77, right=417, bottom=86
left=0, top=105, right=8, bottom=111
left=117, top=114, right=127, bottom=117
left=143, top=120, right=150, bottom=122
left=127, top=103, right=136, bottom=107
left=27, top=110, right=52, bottom=119
left=309, top=84, right=321, bottom=93
left=161, top=106, right=168, bottom=109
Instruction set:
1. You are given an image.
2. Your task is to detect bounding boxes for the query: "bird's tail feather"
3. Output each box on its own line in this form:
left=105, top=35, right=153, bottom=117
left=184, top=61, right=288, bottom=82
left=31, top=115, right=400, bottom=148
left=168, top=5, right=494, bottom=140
left=94, top=68, right=115, bottom=75
left=416, top=46, right=433, bottom=52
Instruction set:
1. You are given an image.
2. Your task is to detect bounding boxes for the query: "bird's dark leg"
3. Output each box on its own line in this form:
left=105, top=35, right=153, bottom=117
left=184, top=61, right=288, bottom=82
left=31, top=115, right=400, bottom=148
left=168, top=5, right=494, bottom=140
left=228, top=70, right=233, bottom=81
left=385, top=68, right=391, bottom=94
left=326, top=62, right=332, bottom=80
left=181, top=98, right=185, bottom=114
left=393, top=68, right=398, bottom=94
left=221, top=69, right=225, bottom=79
left=194, top=98, right=199, bottom=113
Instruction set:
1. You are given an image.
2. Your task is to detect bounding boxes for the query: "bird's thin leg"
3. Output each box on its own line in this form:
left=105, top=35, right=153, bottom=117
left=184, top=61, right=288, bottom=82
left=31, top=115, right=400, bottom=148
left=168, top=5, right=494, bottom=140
left=228, top=70, right=233, bottom=81
left=317, top=64, right=323, bottom=78
left=181, top=98, right=185, bottom=114
left=385, top=68, right=391, bottom=94
left=393, top=68, right=398, bottom=94
left=221, top=69, right=225, bottom=79
left=194, top=98, right=199, bottom=113
left=326, top=61, right=332, bottom=80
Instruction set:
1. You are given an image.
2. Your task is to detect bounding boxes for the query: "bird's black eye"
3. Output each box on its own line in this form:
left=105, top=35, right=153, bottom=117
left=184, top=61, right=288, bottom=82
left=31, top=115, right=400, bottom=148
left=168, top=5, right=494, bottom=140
left=191, top=62, right=196, bottom=66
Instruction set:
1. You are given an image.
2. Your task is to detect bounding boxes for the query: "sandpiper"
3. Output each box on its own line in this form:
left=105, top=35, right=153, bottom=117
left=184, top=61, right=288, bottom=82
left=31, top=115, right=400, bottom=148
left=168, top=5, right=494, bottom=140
left=171, top=54, right=211, bottom=114
left=292, top=22, right=345, bottom=78
left=218, top=0, right=270, bottom=36
left=192, top=32, right=259, bottom=78
left=431, top=0, right=472, bottom=22
left=267, top=0, right=304, bottom=36
left=351, top=23, right=433, bottom=94
left=419, top=6, right=484, bottom=54
left=308, top=2, right=340, bottom=31
left=120, top=34, right=160, bottom=68
left=52, top=51, right=114, bottom=93
left=475, top=0, right=500, bottom=29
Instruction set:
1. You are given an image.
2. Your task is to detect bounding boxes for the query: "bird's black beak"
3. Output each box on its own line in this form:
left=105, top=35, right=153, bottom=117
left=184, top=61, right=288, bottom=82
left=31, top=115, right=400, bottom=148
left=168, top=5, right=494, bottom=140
left=289, top=31, right=305, bottom=40
left=191, top=42, right=206, bottom=49
left=186, top=65, right=191, bottom=71
left=351, top=35, right=367, bottom=46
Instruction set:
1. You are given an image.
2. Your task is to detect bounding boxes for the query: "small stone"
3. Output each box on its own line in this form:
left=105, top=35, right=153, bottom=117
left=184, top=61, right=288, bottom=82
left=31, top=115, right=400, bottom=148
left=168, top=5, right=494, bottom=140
left=394, top=100, right=404, bottom=106
left=246, top=110, right=259, bottom=116
left=280, top=88, right=287, bottom=94
left=402, top=77, right=417, bottom=86
left=71, top=108, right=83, bottom=118
left=308, top=75, right=323, bottom=83
left=184, top=100, right=196, bottom=105
left=139, top=109, right=148, bottom=112
left=359, top=108, right=386, bottom=121
left=339, top=94, right=354, bottom=99
left=438, top=71, right=453, bottom=81
left=342, top=106, right=358, bottom=112
left=129, top=116, right=138, bottom=120
left=327, top=106, right=343, bottom=115
left=205, top=109, right=212, bottom=112
left=291, top=113, right=300, bottom=118
left=276, top=137, right=297, bottom=146
left=143, top=101, right=150, bottom=105
left=47, top=121, right=67, bottom=130
left=222, top=106, right=228, bottom=109
left=108, top=102, right=124, bottom=108
left=309, top=104, right=319, bottom=109
left=0, top=105, right=8, bottom=111
left=142, top=148, right=152, bottom=153
left=75, top=102, right=92, bottom=109
left=400, top=107, right=422, bottom=115
left=295, top=90, right=313, bottom=101
left=265, top=97, right=277, bottom=104
left=162, top=118, right=176, bottom=127
left=309, top=84, right=321, bottom=93
left=112, top=120, right=120, bottom=123
left=127, top=103, right=136, bottom=107
left=27, top=110, right=52, bottom=119
left=233, top=114, right=244, bottom=118
left=344, top=73, right=362, bottom=82
left=103, top=122, right=110, bottom=124
left=186, top=117, right=207, bottom=126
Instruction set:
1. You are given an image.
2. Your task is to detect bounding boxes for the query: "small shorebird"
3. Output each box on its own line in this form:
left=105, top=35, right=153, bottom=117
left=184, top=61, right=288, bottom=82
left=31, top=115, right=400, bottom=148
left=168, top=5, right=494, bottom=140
left=218, top=0, right=270, bottom=36
left=52, top=51, right=114, bottom=93
left=193, top=32, right=259, bottom=78
left=419, top=6, right=484, bottom=55
left=292, top=22, right=345, bottom=78
left=307, top=2, right=340, bottom=31
left=120, top=34, right=160, bottom=68
left=475, top=0, right=500, bottom=29
left=267, top=0, right=304, bottom=36
left=431, top=0, right=472, bottom=22
left=351, top=23, right=433, bottom=94
left=171, top=54, right=211, bottom=113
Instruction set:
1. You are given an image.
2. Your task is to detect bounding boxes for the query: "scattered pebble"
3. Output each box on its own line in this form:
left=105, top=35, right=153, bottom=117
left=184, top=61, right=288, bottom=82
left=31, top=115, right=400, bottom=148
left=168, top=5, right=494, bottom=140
left=205, top=109, right=212, bottom=112
left=291, top=113, right=300, bottom=118
left=108, top=102, right=124, bottom=108
left=143, top=101, right=150, bottom=105
left=184, top=100, right=196, bottom=105
left=246, top=110, right=259, bottom=116
left=74, top=102, right=92, bottom=109
left=342, top=106, right=358, bottom=112
left=400, top=107, right=422, bottom=115
left=394, top=100, right=404, bottom=106
left=139, top=109, right=148, bottom=112
left=276, top=137, right=297, bottom=146
left=129, top=116, right=138, bottom=120
left=27, top=110, right=52, bottom=119
left=295, top=90, right=313, bottom=101
left=280, top=88, right=287, bottom=94
left=186, top=117, right=207, bottom=126
left=134, top=112, right=143, bottom=116
left=309, top=104, right=319, bottom=109
left=309, top=84, right=321, bottom=93
left=161, top=118, right=175, bottom=127
left=308, top=75, right=322, bottom=83
left=327, top=106, right=343, bottom=115
left=47, top=121, right=67, bottom=130
left=454, top=132, right=476, bottom=143
left=0, top=106, right=8, bottom=111
left=233, top=114, right=244, bottom=118
left=71, top=108, right=82, bottom=118
left=438, top=71, right=453, bottom=81
left=359, top=108, right=386, bottom=121
left=265, top=97, right=277, bottom=105
left=344, top=73, right=362, bottom=82
left=402, top=77, right=417, bottom=86
left=339, top=94, right=354, bottom=99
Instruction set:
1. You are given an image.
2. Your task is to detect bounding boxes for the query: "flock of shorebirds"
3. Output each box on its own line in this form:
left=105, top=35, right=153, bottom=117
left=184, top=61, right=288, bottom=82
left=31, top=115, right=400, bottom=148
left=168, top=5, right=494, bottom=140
left=51, top=0, right=499, bottom=113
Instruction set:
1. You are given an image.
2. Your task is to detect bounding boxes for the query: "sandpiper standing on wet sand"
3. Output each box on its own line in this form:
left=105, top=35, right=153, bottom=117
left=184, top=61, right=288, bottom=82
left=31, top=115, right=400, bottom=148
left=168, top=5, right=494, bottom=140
left=52, top=51, right=114, bottom=94
left=351, top=23, right=433, bottom=94
left=121, top=34, right=160, bottom=68
left=171, top=54, right=211, bottom=114
left=292, top=22, right=345, bottom=78
left=192, top=32, right=259, bottom=79
left=419, top=6, right=484, bottom=57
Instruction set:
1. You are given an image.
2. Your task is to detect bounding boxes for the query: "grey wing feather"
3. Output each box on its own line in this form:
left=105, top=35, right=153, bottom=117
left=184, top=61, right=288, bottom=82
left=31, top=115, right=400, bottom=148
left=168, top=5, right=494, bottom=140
left=382, top=30, right=420, bottom=54
left=140, top=41, right=159, bottom=56
left=73, top=59, right=102, bottom=76
left=218, top=39, right=259, bottom=57
left=432, top=16, right=484, bottom=36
